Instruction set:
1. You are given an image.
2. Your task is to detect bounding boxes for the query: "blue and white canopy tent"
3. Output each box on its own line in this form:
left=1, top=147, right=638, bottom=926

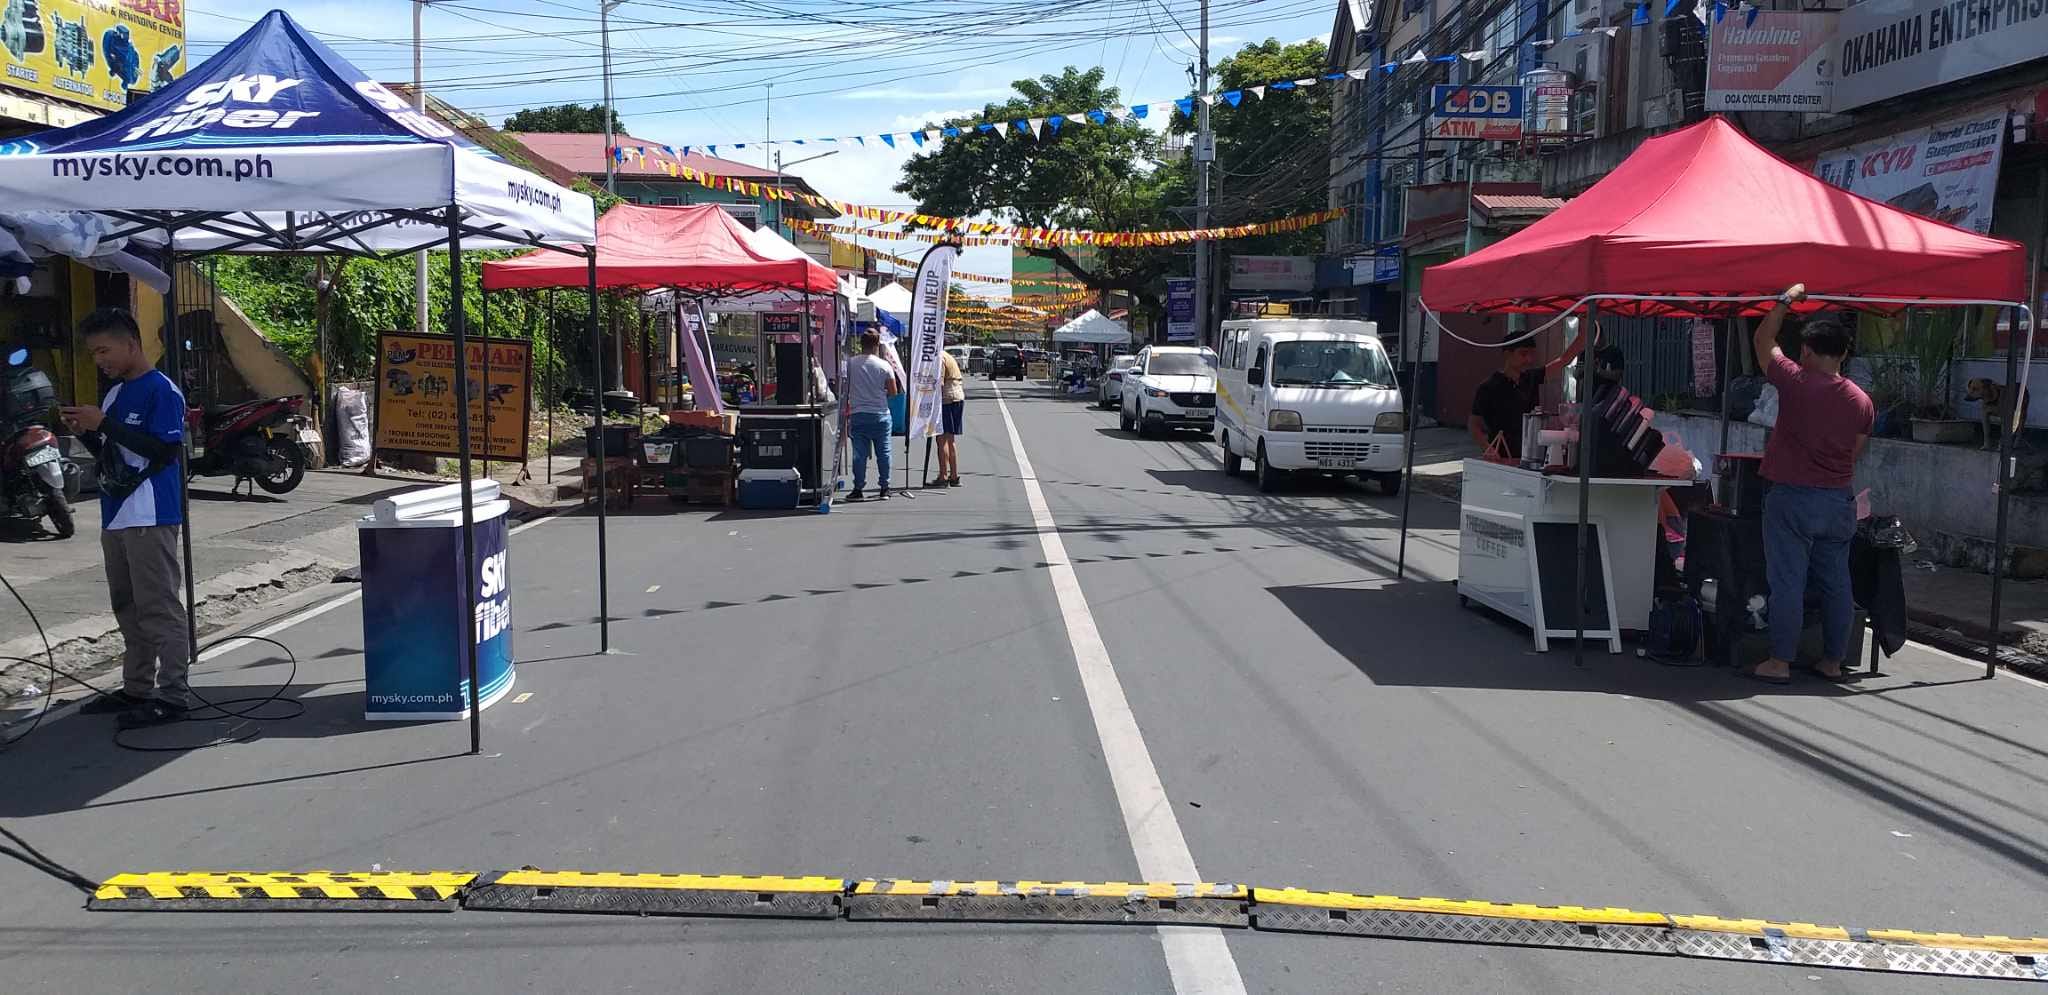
left=0, top=10, right=607, bottom=752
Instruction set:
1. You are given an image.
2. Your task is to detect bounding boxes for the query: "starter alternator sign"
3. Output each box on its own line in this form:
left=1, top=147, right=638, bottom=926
left=1428, top=84, right=1525, bottom=142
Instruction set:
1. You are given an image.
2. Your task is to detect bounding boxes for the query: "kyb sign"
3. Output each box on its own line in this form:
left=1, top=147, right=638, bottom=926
left=1428, top=85, right=1526, bottom=142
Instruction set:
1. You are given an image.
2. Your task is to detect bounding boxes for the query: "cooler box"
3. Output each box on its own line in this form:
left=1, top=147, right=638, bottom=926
left=737, top=467, right=801, bottom=509
left=356, top=481, right=515, bottom=721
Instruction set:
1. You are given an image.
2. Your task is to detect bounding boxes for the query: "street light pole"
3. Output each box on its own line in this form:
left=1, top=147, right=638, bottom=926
left=764, top=82, right=774, bottom=172
left=1192, top=0, right=1214, bottom=347
left=600, top=0, right=621, bottom=194
left=412, top=1, right=430, bottom=333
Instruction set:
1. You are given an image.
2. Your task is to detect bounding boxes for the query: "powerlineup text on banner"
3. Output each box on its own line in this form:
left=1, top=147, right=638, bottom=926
left=1428, top=85, right=1525, bottom=142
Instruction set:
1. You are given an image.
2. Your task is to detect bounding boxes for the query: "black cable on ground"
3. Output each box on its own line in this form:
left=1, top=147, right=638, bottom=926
left=0, top=564, right=305, bottom=753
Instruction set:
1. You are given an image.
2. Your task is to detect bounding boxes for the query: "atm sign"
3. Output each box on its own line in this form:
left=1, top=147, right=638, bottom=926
left=1428, top=85, right=1525, bottom=142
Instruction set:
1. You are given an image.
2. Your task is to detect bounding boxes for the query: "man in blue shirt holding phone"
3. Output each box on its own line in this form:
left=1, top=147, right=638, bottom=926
left=60, top=308, right=191, bottom=729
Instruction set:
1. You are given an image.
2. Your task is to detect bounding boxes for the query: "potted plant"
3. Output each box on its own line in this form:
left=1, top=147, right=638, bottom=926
left=1868, top=355, right=1914, bottom=438
left=1904, top=309, right=1974, bottom=444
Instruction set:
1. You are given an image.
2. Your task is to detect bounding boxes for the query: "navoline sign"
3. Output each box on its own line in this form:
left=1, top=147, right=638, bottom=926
left=1427, top=85, right=1524, bottom=142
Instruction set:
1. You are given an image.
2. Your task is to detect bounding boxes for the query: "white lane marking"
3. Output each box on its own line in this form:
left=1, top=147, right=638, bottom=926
left=992, top=383, right=1247, bottom=995
left=199, top=591, right=363, bottom=663
left=1911, top=640, right=2048, bottom=691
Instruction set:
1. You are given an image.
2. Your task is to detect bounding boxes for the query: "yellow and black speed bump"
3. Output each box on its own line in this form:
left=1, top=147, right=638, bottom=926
left=85, top=869, right=2048, bottom=982
left=461, top=870, right=845, bottom=919
left=847, top=880, right=1250, bottom=928
left=89, top=872, right=472, bottom=912
left=1253, top=888, right=2048, bottom=982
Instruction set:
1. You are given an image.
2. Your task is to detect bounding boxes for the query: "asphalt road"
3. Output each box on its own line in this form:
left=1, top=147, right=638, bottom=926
left=2, top=378, right=2043, bottom=993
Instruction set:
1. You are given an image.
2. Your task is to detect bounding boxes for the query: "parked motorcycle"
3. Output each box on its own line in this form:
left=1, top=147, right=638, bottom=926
left=2, top=347, right=79, bottom=538
left=186, top=395, right=315, bottom=495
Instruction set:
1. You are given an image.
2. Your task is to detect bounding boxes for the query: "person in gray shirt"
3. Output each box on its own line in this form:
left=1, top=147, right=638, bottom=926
left=845, top=331, right=900, bottom=501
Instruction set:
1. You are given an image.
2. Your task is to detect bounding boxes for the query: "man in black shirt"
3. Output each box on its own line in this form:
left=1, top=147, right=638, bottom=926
left=1467, top=333, right=1590, bottom=459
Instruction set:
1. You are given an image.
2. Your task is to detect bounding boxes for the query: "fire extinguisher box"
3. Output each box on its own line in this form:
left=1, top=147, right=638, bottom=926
left=356, top=481, right=516, bottom=721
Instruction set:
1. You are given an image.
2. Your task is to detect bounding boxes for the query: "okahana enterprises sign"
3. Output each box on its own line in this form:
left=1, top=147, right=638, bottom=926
left=1834, top=0, right=2048, bottom=112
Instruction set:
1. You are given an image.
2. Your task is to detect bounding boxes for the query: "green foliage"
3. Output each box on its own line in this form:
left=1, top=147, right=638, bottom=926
left=894, top=67, right=1179, bottom=310
left=210, top=252, right=608, bottom=399
left=504, top=103, right=624, bottom=134
left=1184, top=38, right=1333, bottom=258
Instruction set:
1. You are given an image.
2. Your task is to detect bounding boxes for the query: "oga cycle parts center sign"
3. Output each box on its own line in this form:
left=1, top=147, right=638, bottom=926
left=373, top=331, right=533, bottom=463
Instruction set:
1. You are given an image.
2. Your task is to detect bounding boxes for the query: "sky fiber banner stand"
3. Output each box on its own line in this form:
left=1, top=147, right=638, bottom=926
left=905, top=243, right=957, bottom=441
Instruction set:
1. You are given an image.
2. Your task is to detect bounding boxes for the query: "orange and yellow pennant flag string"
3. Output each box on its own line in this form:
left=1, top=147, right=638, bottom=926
left=784, top=207, right=1343, bottom=248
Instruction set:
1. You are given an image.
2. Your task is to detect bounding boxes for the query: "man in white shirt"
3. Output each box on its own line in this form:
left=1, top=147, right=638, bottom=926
left=844, top=331, right=900, bottom=501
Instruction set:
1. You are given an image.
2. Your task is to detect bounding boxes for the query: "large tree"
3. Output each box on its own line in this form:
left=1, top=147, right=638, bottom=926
left=1176, top=38, right=1333, bottom=257
left=894, top=67, right=1180, bottom=312
left=504, top=103, right=625, bottom=134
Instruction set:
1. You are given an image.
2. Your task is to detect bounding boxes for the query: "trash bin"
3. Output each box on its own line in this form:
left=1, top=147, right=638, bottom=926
left=356, top=480, right=516, bottom=721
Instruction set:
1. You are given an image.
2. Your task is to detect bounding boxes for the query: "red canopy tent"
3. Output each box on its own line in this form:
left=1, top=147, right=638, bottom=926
left=1408, top=116, right=2034, bottom=672
left=1422, top=117, right=2027, bottom=317
left=482, top=203, right=837, bottom=294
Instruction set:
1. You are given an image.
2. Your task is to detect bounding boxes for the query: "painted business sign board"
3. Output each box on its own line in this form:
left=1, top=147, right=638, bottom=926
left=1705, top=12, right=1838, bottom=111
left=1428, top=84, right=1525, bottom=141
left=1833, top=0, right=2048, bottom=111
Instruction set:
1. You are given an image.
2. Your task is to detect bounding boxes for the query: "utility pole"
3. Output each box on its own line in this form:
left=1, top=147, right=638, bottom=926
left=600, top=0, right=621, bottom=194
left=764, top=82, right=774, bottom=172
left=412, top=1, right=430, bottom=333
left=1192, top=0, right=1214, bottom=347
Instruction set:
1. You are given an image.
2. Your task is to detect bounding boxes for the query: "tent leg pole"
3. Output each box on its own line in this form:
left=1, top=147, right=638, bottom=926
left=480, top=286, right=491, bottom=478
left=163, top=241, right=200, bottom=685
left=587, top=254, right=610, bottom=655
left=446, top=206, right=482, bottom=756
left=1573, top=302, right=1597, bottom=668
left=546, top=289, right=556, bottom=484
left=1987, top=302, right=2027, bottom=678
left=1396, top=315, right=1427, bottom=579
left=1718, top=315, right=1735, bottom=478
left=1990, top=174, right=2047, bottom=676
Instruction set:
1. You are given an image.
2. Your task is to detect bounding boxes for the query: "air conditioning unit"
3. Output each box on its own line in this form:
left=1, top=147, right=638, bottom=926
left=1571, top=0, right=1603, bottom=28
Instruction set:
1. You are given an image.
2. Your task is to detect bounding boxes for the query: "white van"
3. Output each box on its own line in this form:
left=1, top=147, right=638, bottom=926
left=1213, top=318, right=1407, bottom=494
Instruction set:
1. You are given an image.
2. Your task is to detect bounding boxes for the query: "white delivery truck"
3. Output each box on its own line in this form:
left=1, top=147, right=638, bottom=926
left=1213, top=318, right=1407, bottom=494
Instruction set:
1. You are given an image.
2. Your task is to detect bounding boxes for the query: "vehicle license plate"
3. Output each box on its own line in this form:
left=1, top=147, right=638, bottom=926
left=24, top=447, right=58, bottom=468
left=1317, top=457, right=1357, bottom=470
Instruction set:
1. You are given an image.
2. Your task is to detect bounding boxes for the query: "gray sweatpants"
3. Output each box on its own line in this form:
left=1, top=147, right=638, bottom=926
left=102, top=524, right=191, bottom=707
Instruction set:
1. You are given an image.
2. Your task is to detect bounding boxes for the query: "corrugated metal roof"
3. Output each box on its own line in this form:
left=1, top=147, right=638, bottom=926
left=1473, top=193, right=1567, bottom=213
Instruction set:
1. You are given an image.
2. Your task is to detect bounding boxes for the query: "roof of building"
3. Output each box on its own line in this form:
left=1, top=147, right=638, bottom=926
left=1472, top=193, right=1568, bottom=216
left=511, top=131, right=783, bottom=181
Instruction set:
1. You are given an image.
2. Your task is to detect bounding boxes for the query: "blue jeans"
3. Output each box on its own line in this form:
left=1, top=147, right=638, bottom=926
left=1763, top=483, right=1856, bottom=662
left=850, top=411, right=892, bottom=490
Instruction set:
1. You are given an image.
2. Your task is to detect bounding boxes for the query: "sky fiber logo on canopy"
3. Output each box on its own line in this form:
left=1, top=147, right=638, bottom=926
left=117, top=75, right=458, bottom=143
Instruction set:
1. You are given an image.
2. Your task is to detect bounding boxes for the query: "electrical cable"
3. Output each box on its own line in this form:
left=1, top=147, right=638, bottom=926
left=0, top=561, right=306, bottom=754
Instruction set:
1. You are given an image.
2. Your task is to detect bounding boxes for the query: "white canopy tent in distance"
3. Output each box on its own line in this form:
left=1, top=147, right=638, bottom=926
left=1050, top=309, right=1133, bottom=346
left=0, top=10, right=602, bottom=753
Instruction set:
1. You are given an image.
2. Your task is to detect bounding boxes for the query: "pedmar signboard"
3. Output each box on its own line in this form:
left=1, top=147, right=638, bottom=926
left=373, top=331, right=533, bottom=462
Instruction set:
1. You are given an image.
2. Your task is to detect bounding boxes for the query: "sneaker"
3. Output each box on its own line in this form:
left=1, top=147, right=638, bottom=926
left=877, top=487, right=891, bottom=501
left=79, top=690, right=145, bottom=715
left=116, top=699, right=189, bottom=729
left=947, top=477, right=963, bottom=487
left=844, top=489, right=866, bottom=503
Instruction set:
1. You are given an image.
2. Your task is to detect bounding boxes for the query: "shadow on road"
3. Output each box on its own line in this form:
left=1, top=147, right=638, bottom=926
left=0, top=681, right=448, bottom=819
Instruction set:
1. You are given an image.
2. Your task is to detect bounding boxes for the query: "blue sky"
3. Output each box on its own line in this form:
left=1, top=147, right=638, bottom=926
left=189, top=1, right=1332, bottom=283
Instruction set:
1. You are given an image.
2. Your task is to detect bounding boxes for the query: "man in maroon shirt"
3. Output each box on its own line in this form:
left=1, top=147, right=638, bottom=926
left=1750, top=284, right=1874, bottom=684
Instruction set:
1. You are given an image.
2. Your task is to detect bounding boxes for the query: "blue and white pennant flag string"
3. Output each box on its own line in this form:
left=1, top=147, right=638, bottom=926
left=609, top=18, right=1698, bottom=165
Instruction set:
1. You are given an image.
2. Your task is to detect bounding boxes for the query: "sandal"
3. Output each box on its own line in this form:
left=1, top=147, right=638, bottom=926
left=1745, top=666, right=1792, bottom=685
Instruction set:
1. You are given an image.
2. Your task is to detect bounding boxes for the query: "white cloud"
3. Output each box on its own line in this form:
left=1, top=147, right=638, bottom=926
left=890, top=110, right=976, bottom=131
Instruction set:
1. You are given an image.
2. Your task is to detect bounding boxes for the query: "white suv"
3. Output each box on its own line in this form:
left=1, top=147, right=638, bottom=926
left=1119, top=346, right=1217, bottom=437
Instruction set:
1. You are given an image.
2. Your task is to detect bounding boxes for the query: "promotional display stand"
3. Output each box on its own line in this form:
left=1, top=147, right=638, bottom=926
left=357, top=482, right=516, bottom=720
